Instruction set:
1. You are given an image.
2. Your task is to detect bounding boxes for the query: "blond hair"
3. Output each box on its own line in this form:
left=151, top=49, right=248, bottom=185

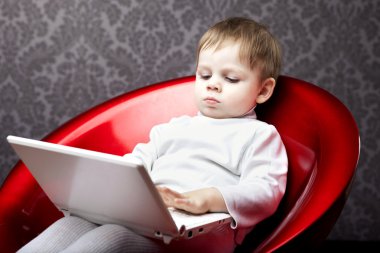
left=196, top=17, right=282, bottom=80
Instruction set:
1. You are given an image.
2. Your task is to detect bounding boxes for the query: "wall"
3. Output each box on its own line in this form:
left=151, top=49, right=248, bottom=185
left=0, top=0, right=379, bottom=241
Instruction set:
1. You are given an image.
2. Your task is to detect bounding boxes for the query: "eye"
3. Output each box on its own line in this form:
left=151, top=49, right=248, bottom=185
left=198, top=73, right=211, bottom=80
left=225, top=77, right=239, bottom=83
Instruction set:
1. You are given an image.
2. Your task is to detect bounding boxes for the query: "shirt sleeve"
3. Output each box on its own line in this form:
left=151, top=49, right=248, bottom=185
left=216, top=124, right=288, bottom=229
left=123, top=116, right=188, bottom=172
left=123, top=125, right=161, bottom=172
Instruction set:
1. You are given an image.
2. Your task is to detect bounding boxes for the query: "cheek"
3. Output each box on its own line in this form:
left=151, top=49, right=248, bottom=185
left=194, top=83, right=204, bottom=103
left=226, top=86, right=257, bottom=108
left=194, top=82, right=202, bottom=96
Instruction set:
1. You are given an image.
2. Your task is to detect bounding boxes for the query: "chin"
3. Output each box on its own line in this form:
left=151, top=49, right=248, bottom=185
left=203, top=112, right=227, bottom=119
left=200, top=108, right=230, bottom=119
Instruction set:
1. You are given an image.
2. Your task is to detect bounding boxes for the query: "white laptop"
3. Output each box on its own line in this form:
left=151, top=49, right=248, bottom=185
left=7, top=135, right=232, bottom=244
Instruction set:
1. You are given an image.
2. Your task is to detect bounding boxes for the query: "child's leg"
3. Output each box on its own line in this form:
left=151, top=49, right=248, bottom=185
left=61, top=224, right=164, bottom=253
left=17, top=217, right=236, bottom=253
left=61, top=223, right=235, bottom=253
left=17, top=216, right=97, bottom=253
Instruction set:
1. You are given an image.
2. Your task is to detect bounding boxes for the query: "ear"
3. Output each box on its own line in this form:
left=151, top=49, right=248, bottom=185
left=256, top=77, right=276, bottom=104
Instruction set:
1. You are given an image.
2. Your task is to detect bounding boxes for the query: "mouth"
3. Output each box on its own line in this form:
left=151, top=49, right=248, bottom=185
left=204, top=97, right=220, bottom=105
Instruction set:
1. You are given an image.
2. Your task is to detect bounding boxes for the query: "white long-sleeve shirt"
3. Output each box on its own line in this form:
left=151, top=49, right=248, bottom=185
left=125, top=111, right=288, bottom=243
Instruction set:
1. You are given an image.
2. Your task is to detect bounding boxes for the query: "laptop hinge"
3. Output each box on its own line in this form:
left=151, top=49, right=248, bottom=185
left=154, top=230, right=173, bottom=244
left=61, top=208, right=71, bottom=217
left=162, top=235, right=173, bottom=244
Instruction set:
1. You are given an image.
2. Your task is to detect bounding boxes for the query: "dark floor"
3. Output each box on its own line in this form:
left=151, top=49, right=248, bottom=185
left=312, top=240, right=380, bottom=252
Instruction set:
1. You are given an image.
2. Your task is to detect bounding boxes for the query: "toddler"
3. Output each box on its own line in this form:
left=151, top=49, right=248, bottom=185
left=18, top=17, right=287, bottom=253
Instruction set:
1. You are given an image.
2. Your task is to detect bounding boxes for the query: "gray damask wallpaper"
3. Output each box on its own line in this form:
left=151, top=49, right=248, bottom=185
left=0, top=0, right=379, bottom=242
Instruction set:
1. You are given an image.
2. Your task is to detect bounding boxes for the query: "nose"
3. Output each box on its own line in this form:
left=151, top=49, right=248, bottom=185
left=206, top=79, right=222, bottom=92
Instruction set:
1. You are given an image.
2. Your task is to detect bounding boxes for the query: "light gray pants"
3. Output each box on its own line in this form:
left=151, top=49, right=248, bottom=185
left=17, top=216, right=236, bottom=253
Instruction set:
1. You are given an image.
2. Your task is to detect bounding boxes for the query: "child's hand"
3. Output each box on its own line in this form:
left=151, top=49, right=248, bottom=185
left=156, top=186, right=227, bottom=214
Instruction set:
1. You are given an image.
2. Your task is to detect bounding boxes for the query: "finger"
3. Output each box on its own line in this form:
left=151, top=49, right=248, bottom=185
left=157, top=187, right=185, bottom=207
left=174, top=198, right=190, bottom=205
left=159, top=187, right=184, bottom=199
left=173, top=198, right=197, bottom=213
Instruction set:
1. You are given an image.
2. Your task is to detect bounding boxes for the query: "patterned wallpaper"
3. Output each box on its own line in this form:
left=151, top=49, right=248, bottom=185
left=0, top=0, right=379, bottom=241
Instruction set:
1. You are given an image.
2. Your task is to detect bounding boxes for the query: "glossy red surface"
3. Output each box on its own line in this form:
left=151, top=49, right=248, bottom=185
left=0, top=76, right=359, bottom=252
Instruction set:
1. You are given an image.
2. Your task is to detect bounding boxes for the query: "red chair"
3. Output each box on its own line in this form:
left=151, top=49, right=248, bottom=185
left=0, top=75, right=360, bottom=252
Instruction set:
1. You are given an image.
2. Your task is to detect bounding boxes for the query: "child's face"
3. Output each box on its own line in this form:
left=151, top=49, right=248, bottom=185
left=195, top=42, right=265, bottom=119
